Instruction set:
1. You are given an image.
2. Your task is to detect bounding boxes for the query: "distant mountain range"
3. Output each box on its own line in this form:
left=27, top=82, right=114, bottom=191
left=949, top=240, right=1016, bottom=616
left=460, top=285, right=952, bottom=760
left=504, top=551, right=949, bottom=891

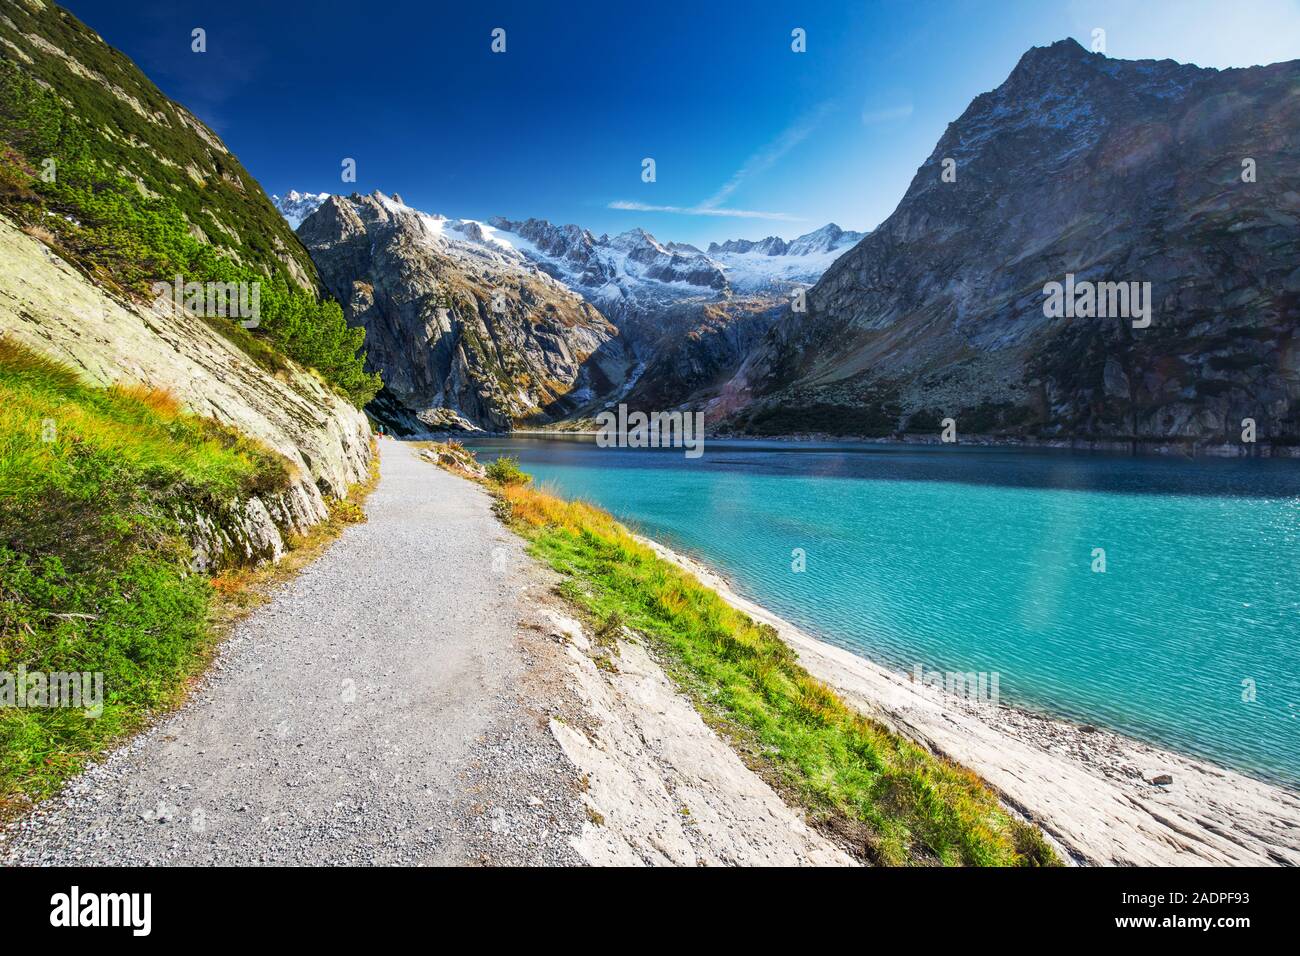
left=487, top=217, right=865, bottom=301
left=276, top=191, right=864, bottom=429
left=276, top=37, right=1300, bottom=450
left=274, top=192, right=863, bottom=297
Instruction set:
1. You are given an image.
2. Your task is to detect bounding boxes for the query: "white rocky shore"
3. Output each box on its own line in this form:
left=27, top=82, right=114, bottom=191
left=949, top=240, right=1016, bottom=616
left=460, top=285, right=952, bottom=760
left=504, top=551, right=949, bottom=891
left=540, top=607, right=853, bottom=866
left=638, top=536, right=1300, bottom=867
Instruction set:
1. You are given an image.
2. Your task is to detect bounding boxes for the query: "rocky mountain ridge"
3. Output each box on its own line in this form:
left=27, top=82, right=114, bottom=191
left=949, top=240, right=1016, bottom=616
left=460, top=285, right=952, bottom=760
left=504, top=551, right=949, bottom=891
left=708, top=223, right=865, bottom=258
left=297, top=191, right=634, bottom=431
left=283, top=191, right=864, bottom=430
left=716, top=39, right=1300, bottom=450
left=274, top=191, right=864, bottom=302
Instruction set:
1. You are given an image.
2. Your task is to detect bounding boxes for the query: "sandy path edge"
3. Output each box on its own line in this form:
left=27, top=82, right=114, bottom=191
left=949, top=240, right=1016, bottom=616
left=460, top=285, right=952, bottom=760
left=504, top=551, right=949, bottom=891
left=636, top=535, right=1300, bottom=867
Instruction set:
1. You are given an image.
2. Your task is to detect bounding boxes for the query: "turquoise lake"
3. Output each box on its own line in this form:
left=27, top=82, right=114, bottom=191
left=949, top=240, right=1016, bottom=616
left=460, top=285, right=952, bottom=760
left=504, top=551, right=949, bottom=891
left=464, top=436, right=1300, bottom=785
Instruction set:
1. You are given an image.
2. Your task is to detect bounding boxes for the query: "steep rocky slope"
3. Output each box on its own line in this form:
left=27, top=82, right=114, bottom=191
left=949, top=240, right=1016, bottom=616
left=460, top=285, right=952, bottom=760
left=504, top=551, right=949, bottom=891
left=0, top=0, right=373, bottom=557
left=720, top=40, right=1300, bottom=451
left=613, top=297, right=784, bottom=412
left=0, top=214, right=370, bottom=565
left=298, top=192, right=633, bottom=431
left=0, top=0, right=316, bottom=291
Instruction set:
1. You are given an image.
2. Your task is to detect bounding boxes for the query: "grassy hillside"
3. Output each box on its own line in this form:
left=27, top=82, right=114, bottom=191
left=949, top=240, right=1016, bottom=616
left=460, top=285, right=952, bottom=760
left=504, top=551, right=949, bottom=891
left=0, top=0, right=313, bottom=288
left=0, top=3, right=381, bottom=405
left=0, top=339, right=296, bottom=807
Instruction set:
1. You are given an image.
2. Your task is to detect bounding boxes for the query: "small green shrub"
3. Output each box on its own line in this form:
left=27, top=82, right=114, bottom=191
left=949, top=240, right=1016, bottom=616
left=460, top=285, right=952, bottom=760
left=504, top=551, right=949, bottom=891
left=485, top=455, right=531, bottom=486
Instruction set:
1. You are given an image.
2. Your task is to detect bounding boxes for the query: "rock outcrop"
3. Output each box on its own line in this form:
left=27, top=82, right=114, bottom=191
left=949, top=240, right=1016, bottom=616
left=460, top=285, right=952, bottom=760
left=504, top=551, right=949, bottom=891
left=720, top=40, right=1300, bottom=451
left=299, top=192, right=633, bottom=432
left=0, top=214, right=371, bottom=569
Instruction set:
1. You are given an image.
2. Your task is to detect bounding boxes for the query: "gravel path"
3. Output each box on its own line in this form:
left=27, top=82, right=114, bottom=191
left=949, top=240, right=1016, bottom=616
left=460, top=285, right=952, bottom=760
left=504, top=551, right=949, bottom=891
left=1, top=440, right=586, bottom=866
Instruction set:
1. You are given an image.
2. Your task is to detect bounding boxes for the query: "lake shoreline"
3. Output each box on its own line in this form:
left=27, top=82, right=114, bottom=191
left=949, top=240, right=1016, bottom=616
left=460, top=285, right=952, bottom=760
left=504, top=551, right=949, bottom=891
left=438, top=427, right=1300, bottom=459
left=636, top=533, right=1300, bottom=866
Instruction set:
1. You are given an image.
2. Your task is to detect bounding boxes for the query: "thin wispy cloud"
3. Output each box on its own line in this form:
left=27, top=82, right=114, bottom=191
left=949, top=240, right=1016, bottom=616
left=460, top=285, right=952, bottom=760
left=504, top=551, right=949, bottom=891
left=607, top=103, right=834, bottom=222
left=608, top=201, right=803, bottom=221
left=698, top=102, right=835, bottom=211
left=861, top=103, right=914, bottom=125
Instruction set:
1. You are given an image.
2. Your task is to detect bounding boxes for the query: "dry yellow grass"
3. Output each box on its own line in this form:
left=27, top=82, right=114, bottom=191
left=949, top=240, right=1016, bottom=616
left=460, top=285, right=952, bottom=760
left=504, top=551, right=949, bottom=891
left=110, top=382, right=183, bottom=417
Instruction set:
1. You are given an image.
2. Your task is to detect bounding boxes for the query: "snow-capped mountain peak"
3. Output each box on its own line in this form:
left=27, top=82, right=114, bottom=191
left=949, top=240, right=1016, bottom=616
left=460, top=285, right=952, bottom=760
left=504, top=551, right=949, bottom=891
left=785, top=223, right=864, bottom=256
left=271, top=190, right=331, bottom=229
left=708, top=223, right=865, bottom=259
left=279, top=191, right=865, bottom=308
left=702, top=223, right=867, bottom=292
left=707, top=235, right=787, bottom=256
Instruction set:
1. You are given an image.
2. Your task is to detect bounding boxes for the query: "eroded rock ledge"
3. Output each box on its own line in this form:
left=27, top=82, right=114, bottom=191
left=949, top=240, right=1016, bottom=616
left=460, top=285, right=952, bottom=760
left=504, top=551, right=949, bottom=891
left=0, top=214, right=372, bottom=570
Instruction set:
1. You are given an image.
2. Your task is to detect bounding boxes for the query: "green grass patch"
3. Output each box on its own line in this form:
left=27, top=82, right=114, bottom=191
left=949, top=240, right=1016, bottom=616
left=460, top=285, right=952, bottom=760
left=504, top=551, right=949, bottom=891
left=0, top=340, right=292, bottom=809
left=489, top=471, right=1058, bottom=866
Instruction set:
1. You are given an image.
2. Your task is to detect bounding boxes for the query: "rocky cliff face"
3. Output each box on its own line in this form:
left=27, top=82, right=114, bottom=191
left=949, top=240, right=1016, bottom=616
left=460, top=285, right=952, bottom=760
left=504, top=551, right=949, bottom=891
left=620, top=298, right=785, bottom=412
left=720, top=40, right=1300, bottom=451
left=299, top=192, right=633, bottom=432
left=0, top=214, right=372, bottom=570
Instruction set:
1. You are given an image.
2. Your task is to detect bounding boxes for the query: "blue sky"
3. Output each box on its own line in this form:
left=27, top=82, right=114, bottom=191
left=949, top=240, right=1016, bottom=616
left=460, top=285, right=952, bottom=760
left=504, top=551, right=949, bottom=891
left=65, top=0, right=1300, bottom=247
